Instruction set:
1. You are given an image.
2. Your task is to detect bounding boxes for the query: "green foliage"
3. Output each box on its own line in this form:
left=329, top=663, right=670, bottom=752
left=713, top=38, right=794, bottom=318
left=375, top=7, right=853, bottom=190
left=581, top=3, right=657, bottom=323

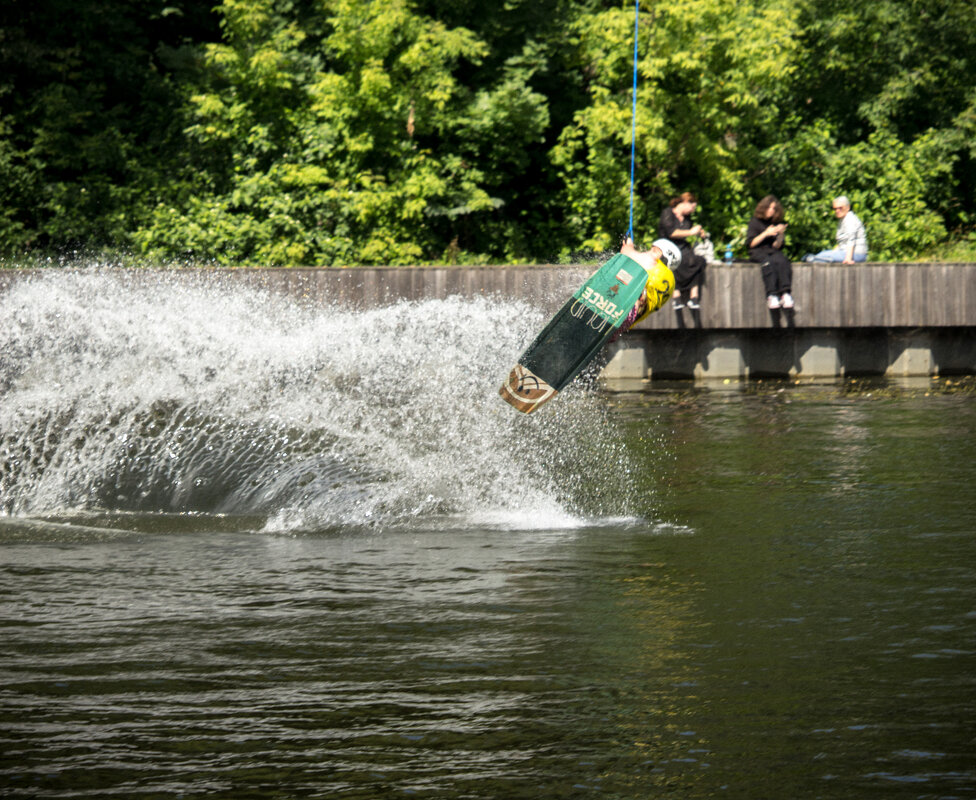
left=0, top=0, right=218, bottom=250
left=0, top=126, right=37, bottom=251
left=134, top=0, right=531, bottom=264
left=919, top=231, right=976, bottom=263
left=825, top=130, right=954, bottom=259
left=1, top=0, right=975, bottom=263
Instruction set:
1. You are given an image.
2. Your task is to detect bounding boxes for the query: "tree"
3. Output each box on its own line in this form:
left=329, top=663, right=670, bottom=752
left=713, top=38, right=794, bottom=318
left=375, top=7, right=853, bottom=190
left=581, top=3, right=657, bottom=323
left=134, top=0, right=558, bottom=265
left=2, top=0, right=975, bottom=263
left=0, top=0, right=218, bottom=252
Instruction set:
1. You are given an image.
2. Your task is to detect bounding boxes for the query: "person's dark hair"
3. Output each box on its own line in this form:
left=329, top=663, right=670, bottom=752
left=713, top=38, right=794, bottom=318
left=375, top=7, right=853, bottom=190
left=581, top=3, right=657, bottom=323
left=669, top=191, right=697, bottom=208
left=754, top=194, right=785, bottom=223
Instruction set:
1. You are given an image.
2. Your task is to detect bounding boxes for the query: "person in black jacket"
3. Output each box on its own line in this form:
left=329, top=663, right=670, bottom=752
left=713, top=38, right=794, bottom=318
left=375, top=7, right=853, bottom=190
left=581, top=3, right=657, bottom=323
left=658, top=191, right=707, bottom=310
left=746, top=195, right=793, bottom=310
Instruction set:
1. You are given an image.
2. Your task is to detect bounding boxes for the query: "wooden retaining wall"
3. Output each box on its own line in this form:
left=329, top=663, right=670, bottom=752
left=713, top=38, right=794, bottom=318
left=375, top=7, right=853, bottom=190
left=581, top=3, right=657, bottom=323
left=2, top=262, right=974, bottom=379
left=1, top=262, right=973, bottom=327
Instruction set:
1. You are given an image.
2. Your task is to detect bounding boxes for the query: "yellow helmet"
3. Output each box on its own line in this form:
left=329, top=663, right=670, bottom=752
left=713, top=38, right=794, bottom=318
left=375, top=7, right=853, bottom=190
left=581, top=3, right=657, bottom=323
left=633, top=259, right=674, bottom=323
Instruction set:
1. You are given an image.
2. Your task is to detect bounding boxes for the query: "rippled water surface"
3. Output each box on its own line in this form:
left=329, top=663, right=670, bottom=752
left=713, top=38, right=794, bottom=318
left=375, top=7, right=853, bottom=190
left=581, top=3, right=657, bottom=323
left=2, top=272, right=975, bottom=798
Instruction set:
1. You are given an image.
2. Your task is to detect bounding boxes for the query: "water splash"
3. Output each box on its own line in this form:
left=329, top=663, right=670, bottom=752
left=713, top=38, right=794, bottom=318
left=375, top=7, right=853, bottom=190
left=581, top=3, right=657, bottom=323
left=0, top=269, right=637, bottom=531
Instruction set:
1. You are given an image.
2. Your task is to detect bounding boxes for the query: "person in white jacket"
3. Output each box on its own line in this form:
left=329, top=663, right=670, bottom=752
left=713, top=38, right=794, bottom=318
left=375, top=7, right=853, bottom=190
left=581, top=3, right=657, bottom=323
left=805, top=196, right=868, bottom=264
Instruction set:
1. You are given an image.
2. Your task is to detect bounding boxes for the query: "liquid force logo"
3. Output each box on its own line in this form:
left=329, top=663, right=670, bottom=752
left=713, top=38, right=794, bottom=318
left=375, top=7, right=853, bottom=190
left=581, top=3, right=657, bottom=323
left=577, top=286, right=626, bottom=323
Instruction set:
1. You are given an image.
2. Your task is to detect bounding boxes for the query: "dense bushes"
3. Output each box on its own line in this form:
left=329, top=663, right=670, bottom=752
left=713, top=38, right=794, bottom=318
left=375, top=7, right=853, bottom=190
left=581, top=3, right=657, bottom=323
left=1, top=0, right=974, bottom=265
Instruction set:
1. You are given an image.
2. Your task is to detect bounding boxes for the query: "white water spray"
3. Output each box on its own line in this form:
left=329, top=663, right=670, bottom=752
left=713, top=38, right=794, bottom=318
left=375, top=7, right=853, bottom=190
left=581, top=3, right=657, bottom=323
left=0, top=270, right=637, bottom=531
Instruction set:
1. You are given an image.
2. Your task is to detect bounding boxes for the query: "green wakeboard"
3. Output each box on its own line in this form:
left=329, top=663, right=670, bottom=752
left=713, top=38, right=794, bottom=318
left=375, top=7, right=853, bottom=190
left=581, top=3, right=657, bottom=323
left=499, top=253, right=648, bottom=413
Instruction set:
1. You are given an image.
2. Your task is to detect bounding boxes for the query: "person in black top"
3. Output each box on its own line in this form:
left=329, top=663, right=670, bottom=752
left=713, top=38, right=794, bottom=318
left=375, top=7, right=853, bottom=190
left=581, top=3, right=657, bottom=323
left=746, top=194, right=793, bottom=310
left=658, top=191, right=707, bottom=310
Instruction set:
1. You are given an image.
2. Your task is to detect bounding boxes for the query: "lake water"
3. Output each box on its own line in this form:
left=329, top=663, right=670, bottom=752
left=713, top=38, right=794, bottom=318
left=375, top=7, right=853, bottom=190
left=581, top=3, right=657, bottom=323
left=2, top=271, right=975, bottom=798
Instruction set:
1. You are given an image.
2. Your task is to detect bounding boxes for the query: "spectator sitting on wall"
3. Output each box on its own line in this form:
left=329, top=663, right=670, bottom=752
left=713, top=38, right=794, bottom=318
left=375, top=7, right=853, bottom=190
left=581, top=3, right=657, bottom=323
left=746, top=194, right=793, bottom=310
left=658, top=191, right=708, bottom=310
left=804, top=196, right=868, bottom=264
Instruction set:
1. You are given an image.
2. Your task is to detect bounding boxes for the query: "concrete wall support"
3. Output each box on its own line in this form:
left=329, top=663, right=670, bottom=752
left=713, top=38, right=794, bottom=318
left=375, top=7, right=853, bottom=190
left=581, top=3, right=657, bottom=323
left=887, top=330, right=934, bottom=377
left=612, top=328, right=976, bottom=381
left=797, top=333, right=843, bottom=378
left=602, top=342, right=647, bottom=381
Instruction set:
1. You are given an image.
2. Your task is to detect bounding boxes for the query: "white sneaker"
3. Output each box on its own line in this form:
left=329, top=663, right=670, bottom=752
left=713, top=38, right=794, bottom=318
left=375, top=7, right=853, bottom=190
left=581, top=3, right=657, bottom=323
left=767, top=294, right=781, bottom=309
left=686, top=298, right=700, bottom=310
left=780, top=293, right=794, bottom=309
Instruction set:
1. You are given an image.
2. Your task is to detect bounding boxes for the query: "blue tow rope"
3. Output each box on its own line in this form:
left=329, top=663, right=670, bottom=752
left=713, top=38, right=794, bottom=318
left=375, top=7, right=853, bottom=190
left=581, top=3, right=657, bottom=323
left=626, top=0, right=640, bottom=241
